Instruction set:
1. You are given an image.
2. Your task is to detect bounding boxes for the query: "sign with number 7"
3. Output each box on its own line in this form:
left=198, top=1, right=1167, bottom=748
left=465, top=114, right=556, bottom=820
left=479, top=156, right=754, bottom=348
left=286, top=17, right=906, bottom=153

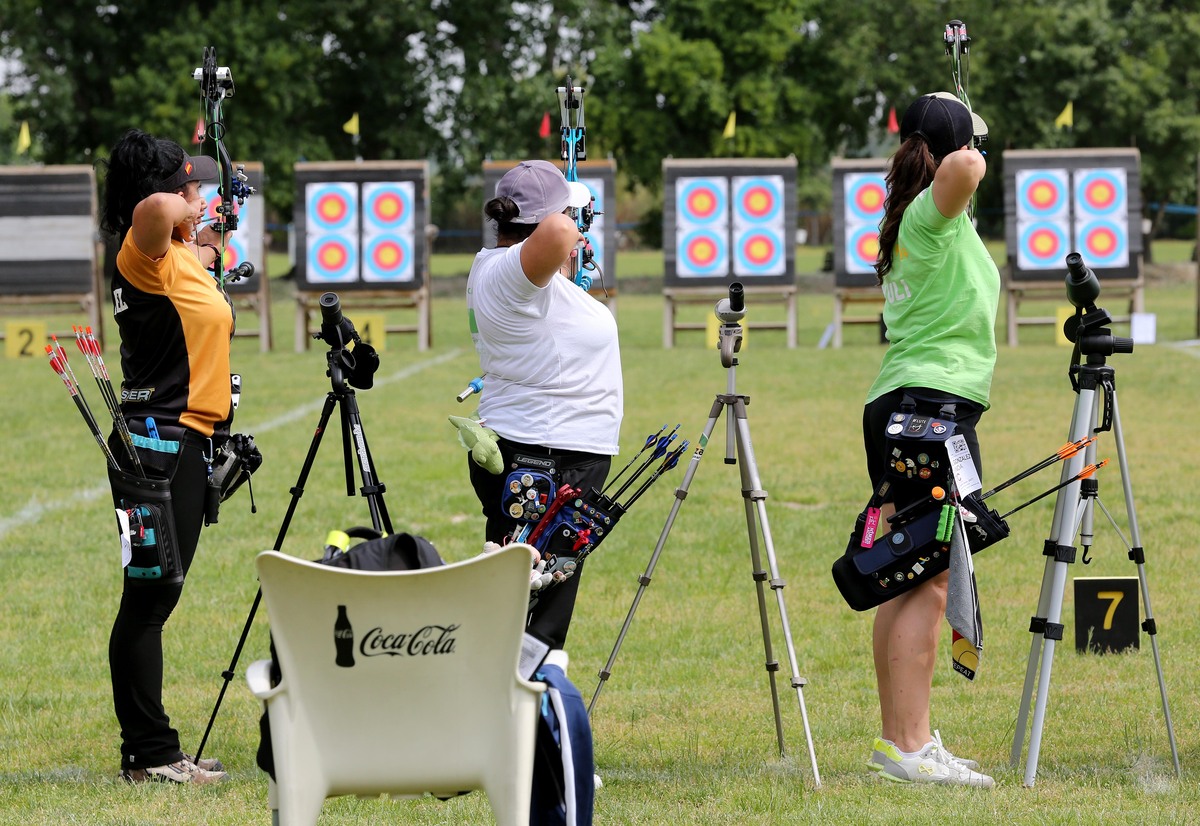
left=1074, top=576, right=1139, bottom=654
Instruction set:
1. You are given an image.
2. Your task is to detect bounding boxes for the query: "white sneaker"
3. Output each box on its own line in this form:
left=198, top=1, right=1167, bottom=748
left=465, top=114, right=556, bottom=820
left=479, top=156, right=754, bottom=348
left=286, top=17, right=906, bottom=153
left=874, top=738, right=994, bottom=787
left=932, top=729, right=980, bottom=771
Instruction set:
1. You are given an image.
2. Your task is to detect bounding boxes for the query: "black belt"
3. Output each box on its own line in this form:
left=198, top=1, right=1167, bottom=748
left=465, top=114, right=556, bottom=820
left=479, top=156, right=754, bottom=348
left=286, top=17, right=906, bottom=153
left=497, top=437, right=598, bottom=464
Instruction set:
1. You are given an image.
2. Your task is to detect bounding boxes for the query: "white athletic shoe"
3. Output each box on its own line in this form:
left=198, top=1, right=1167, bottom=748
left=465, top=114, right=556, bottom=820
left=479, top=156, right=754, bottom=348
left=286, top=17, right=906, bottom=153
left=932, top=729, right=980, bottom=771
left=873, top=735, right=994, bottom=787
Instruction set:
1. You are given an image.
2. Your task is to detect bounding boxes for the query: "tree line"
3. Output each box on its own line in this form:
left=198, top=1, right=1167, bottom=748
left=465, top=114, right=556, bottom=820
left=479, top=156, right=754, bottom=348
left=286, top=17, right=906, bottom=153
left=3, top=0, right=1198, bottom=241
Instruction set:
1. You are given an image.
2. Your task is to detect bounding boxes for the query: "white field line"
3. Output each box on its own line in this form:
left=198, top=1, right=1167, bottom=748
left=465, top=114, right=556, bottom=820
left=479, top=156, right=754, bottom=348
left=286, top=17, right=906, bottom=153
left=0, top=349, right=464, bottom=541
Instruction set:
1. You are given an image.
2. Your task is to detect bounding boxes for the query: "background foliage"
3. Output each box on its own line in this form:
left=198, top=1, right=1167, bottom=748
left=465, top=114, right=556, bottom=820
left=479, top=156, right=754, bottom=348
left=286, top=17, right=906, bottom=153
left=3, top=1, right=1200, bottom=239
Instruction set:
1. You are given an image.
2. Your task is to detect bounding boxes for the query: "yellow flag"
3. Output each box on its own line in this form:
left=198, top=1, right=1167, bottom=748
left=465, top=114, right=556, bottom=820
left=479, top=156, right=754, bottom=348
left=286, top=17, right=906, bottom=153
left=1054, top=101, right=1074, bottom=130
left=722, top=110, right=736, bottom=139
left=343, top=112, right=360, bottom=136
left=16, top=121, right=31, bottom=154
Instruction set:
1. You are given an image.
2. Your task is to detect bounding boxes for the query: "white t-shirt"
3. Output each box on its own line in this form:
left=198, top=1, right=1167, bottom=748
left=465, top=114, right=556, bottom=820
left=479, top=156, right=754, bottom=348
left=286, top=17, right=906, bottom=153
left=466, top=243, right=622, bottom=454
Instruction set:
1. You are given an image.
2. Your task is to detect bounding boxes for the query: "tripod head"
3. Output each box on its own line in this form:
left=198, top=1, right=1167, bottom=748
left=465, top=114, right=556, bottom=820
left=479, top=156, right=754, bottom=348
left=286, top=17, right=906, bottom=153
left=1061, top=253, right=1134, bottom=362
left=315, top=292, right=380, bottom=391
left=715, top=281, right=745, bottom=368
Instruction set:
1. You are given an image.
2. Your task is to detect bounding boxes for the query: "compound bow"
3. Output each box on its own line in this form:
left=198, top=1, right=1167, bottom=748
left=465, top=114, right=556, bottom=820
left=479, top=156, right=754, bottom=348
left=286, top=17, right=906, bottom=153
left=943, top=19, right=986, bottom=215
left=194, top=46, right=256, bottom=289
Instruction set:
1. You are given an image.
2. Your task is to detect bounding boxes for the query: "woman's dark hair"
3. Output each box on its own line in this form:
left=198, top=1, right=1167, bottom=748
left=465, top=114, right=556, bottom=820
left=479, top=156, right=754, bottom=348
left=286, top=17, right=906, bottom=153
left=484, top=196, right=537, bottom=245
left=874, top=135, right=938, bottom=283
left=98, top=129, right=186, bottom=238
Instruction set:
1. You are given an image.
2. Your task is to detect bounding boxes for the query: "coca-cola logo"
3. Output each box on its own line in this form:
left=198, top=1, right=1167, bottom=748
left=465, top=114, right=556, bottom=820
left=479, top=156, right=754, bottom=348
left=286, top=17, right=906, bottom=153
left=360, top=623, right=460, bottom=658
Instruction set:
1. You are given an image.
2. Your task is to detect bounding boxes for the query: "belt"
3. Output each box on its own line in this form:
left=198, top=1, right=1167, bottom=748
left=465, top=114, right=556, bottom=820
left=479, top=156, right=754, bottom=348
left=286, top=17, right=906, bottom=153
left=497, top=438, right=598, bottom=463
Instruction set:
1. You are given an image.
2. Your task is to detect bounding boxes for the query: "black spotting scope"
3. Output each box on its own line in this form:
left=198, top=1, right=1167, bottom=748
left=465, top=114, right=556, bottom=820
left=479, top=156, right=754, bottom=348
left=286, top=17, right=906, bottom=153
left=1064, top=251, right=1101, bottom=309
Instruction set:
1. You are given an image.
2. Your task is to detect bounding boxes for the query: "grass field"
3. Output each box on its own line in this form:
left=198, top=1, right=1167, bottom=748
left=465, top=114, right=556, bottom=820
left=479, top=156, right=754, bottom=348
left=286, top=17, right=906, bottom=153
left=2, top=251, right=1199, bottom=824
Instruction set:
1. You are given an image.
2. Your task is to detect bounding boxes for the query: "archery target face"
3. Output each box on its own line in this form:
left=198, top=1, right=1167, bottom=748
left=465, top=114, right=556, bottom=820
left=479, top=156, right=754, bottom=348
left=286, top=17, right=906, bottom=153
left=361, top=234, right=413, bottom=282
left=1074, top=168, right=1126, bottom=217
left=731, top=175, right=785, bottom=276
left=733, top=176, right=784, bottom=225
left=361, top=181, right=416, bottom=282
left=305, top=182, right=360, bottom=282
left=363, top=182, right=415, bottom=231
left=841, top=172, right=886, bottom=275
left=306, top=182, right=357, bottom=232
left=1016, top=169, right=1069, bottom=219
left=676, top=228, right=728, bottom=276
left=676, top=177, right=728, bottom=226
left=1017, top=220, right=1069, bottom=270
left=845, top=225, right=881, bottom=275
left=843, top=172, right=887, bottom=224
left=1072, top=168, right=1128, bottom=268
left=307, top=235, right=358, bottom=282
left=1075, top=219, right=1128, bottom=268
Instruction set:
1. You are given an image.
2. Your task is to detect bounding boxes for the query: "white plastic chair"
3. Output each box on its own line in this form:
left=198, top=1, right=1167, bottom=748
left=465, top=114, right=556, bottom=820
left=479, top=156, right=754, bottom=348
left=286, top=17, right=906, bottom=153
left=246, top=544, right=545, bottom=826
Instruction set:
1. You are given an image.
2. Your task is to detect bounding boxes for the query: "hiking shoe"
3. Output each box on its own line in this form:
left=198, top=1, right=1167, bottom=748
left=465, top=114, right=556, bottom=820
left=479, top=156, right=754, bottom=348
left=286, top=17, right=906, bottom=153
left=873, top=738, right=994, bottom=787
left=121, top=758, right=229, bottom=785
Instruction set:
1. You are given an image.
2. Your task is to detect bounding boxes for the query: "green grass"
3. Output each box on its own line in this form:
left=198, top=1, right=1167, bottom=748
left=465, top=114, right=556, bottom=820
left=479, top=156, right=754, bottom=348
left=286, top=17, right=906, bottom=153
left=2, top=270, right=1199, bottom=824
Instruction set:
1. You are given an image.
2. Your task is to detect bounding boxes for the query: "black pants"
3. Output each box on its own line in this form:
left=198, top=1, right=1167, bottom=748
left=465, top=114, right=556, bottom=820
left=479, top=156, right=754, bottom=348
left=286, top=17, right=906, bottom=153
left=469, top=439, right=611, bottom=649
left=863, top=386, right=984, bottom=510
left=107, top=428, right=209, bottom=770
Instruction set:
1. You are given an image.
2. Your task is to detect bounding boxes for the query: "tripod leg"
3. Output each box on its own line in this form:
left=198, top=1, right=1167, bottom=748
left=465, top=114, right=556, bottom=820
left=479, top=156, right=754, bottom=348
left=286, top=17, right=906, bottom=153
left=588, top=398, right=723, bottom=717
left=1021, top=384, right=1096, bottom=787
left=340, top=390, right=393, bottom=535
left=1106, top=390, right=1181, bottom=775
left=730, top=397, right=820, bottom=785
left=195, top=391, right=340, bottom=762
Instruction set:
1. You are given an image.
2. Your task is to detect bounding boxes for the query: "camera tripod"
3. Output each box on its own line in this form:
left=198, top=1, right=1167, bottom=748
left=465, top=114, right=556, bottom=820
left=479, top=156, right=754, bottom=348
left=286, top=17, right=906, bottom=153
left=195, top=293, right=390, bottom=763
left=588, top=283, right=821, bottom=786
left=1010, top=256, right=1179, bottom=786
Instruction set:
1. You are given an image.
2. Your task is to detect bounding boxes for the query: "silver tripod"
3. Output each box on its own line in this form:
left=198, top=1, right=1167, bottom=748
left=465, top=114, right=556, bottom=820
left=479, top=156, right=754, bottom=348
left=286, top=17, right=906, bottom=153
left=1010, top=254, right=1179, bottom=786
left=588, top=282, right=821, bottom=786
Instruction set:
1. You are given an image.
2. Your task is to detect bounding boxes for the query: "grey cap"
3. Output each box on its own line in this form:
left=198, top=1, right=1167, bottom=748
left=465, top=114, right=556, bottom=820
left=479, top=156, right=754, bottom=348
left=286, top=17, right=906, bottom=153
left=496, top=160, right=591, bottom=224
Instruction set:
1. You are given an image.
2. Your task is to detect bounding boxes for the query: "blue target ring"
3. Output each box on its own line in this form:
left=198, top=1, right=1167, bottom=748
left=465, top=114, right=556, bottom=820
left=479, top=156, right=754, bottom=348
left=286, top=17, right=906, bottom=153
left=1077, top=219, right=1127, bottom=267
left=677, top=179, right=727, bottom=225
left=307, top=235, right=358, bottom=282
left=1018, top=221, right=1069, bottom=268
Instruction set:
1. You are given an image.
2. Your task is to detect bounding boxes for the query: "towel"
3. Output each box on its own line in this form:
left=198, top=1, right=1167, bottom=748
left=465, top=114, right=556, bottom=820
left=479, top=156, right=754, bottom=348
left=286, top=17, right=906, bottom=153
left=945, top=510, right=982, bottom=681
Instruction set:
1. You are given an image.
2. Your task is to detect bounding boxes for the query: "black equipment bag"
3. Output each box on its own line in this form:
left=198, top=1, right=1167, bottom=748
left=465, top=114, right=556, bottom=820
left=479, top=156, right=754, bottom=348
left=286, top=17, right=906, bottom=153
left=108, top=466, right=184, bottom=585
left=255, top=528, right=444, bottom=779
left=831, top=398, right=1010, bottom=611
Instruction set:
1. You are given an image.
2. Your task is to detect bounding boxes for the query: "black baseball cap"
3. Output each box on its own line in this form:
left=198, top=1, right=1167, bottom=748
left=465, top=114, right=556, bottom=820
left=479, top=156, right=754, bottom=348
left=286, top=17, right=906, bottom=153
left=900, top=92, right=989, bottom=161
left=159, top=153, right=219, bottom=190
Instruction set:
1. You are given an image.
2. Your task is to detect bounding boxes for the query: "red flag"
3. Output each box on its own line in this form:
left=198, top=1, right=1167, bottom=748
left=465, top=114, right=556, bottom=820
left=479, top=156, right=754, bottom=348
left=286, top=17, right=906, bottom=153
left=193, top=117, right=205, bottom=145
left=887, top=106, right=899, bottom=134
left=538, top=111, right=551, bottom=139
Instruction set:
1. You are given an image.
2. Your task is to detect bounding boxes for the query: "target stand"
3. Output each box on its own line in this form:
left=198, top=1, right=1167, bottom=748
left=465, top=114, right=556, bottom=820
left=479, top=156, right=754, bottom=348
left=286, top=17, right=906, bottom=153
left=1003, top=149, right=1144, bottom=346
left=828, top=159, right=888, bottom=347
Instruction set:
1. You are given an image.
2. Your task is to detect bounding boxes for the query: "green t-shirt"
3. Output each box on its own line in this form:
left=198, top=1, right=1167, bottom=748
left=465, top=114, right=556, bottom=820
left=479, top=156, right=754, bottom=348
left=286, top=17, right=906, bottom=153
left=866, top=187, right=1000, bottom=408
